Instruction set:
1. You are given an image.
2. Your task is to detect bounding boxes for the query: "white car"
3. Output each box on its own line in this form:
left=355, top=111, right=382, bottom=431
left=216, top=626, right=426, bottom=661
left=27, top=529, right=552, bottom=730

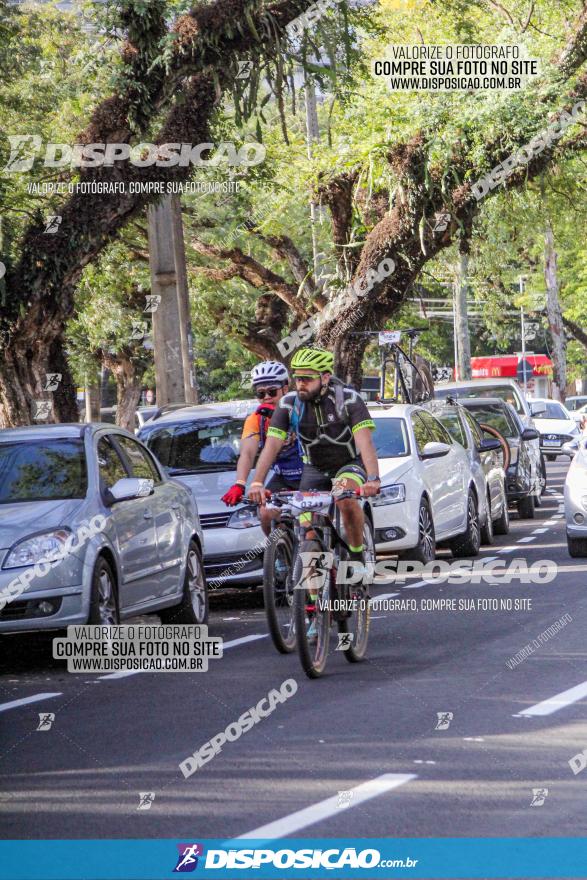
left=529, top=398, right=580, bottom=460
left=569, top=402, right=587, bottom=426
left=368, top=403, right=480, bottom=562
left=564, top=437, right=587, bottom=557
left=138, top=401, right=264, bottom=587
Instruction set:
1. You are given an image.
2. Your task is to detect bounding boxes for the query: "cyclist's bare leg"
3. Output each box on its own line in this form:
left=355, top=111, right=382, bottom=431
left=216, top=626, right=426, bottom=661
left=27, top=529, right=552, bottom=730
left=259, top=506, right=281, bottom=537
left=332, top=476, right=364, bottom=551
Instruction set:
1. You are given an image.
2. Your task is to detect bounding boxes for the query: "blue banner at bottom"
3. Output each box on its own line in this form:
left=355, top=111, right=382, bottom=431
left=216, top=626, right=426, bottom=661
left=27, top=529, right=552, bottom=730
left=1, top=838, right=587, bottom=880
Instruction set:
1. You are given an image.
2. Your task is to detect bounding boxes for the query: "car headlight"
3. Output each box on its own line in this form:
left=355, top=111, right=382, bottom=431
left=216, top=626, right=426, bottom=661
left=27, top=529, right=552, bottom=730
left=372, top=483, right=406, bottom=507
left=227, top=507, right=260, bottom=529
left=3, top=529, right=72, bottom=569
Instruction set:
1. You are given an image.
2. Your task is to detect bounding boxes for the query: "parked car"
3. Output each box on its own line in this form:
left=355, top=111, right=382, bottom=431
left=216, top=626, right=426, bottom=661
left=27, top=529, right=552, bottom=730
left=368, top=403, right=480, bottom=562
left=565, top=396, right=587, bottom=418
left=564, top=437, right=587, bottom=557
left=569, top=402, right=587, bottom=426
left=138, top=401, right=263, bottom=587
left=434, top=378, right=533, bottom=421
left=528, top=398, right=580, bottom=460
left=0, top=424, right=206, bottom=633
left=456, top=399, right=543, bottom=519
left=425, top=400, right=509, bottom=542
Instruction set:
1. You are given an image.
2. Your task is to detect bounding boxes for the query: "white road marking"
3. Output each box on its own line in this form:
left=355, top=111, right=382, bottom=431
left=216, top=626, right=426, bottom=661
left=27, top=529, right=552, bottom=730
left=498, top=547, right=516, bottom=554
left=517, top=537, right=536, bottom=543
left=235, top=773, right=416, bottom=839
left=518, top=680, right=587, bottom=717
left=0, top=692, right=62, bottom=713
left=533, top=528, right=549, bottom=534
left=99, top=633, right=268, bottom=680
left=370, top=592, right=399, bottom=603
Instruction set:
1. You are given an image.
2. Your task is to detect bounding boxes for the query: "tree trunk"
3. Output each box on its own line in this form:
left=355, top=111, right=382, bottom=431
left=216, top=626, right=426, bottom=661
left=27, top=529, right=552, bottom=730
left=103, top=354, right=143, bottom=433
left=544, top=220, right=567, bottom=401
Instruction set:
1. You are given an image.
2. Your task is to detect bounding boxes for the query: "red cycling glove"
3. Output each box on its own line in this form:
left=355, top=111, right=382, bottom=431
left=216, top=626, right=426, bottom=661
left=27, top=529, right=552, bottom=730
left=221, top=484, right=245, bottom=506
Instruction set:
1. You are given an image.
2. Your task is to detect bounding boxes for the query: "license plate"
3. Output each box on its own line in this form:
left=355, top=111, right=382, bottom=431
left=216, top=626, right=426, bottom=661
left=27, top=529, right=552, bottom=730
left=543, top=439, right=560, bottom=447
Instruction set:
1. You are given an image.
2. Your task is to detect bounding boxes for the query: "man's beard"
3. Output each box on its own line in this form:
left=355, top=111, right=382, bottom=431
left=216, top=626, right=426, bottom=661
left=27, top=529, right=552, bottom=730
left=298, top=388, right=319, bottom=401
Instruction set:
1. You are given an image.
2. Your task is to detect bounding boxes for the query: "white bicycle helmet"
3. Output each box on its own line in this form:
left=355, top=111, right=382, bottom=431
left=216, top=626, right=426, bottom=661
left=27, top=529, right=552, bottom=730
left=251, top=360, right=289, bottom=387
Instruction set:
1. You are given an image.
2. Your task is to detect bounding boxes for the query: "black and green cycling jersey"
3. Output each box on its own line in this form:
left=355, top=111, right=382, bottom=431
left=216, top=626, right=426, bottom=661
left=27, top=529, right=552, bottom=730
left=267, top=381, right=375, bottom=477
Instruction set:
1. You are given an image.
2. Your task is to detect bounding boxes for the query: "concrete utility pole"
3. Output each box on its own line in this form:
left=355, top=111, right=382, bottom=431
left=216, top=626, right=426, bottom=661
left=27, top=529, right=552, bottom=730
left=544, top=220, right=567, bottom=402
left=454, top=248, right=472, bottom=381
left=147, top=195, right=198, bottom=406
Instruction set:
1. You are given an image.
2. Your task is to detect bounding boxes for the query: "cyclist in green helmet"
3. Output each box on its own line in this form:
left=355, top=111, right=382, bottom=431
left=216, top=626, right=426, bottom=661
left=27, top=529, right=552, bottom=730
left=248, top=346, right=380, bottom=564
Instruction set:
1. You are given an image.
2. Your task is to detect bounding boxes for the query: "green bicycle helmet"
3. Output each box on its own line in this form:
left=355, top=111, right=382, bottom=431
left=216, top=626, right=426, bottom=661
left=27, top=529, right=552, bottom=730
left=291, top=347, right=335, bottom=374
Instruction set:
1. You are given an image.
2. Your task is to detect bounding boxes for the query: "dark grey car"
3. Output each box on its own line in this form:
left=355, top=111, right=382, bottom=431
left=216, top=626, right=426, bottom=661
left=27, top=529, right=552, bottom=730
left=0, top=424, right=206, bottom=633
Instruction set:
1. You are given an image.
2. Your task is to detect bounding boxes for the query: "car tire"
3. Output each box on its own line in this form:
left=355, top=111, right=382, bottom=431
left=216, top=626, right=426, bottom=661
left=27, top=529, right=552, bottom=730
left=450, top=490, right=481, bottom=558
left=480, top=491, right=495, bottom=545
left=493, top=490, right=510, bottom=535
left=567, top=536, right=587, bottom=558
left=160, top=540, right=208, bottom=624
left=88, top=556, right=119, bottom=626
left=517, top=494, right=535, bottom=519
left=400, top=497, right=435, bottom=564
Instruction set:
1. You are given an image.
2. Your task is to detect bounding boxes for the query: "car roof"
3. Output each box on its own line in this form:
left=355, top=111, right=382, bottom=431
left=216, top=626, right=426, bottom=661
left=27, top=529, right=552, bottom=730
left=367, top=403, right=427, bottom=417
left=0, top=423, right=140, bottom=442
left=140, top=401, right=255, bottom=425
left=436, top=378, right=522, bottom=388
left=456, top=397, right=507, bottom=407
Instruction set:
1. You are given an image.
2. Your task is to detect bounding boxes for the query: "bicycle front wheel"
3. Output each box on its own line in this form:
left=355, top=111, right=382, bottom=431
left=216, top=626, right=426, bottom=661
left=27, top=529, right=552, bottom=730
left=339, top=517, right=374, bottom=663
left=263, top=526, right=296, bottom=653
left=293, top=539, right=331, bottom=678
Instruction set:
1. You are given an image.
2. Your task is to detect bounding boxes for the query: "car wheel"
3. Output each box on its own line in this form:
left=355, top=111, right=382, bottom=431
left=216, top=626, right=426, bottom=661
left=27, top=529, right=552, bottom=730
left=88, top=557, right=119, bottom=626
left=480, top=491, right=495, bottom=545
left=517, top=494, right=535, bottom=519
left=160, top=540, right=208, bottom=624
left=493, top=489, right=510, bottom=535
left=567, top=536, right=587, bottom=558
left=400, top=497, right=435, bottom=564
left=450, top=490, right=481, bottom=558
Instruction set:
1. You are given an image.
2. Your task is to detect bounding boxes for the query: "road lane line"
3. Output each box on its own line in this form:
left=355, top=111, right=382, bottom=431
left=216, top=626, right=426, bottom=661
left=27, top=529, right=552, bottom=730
left=98, top=633, right=268, bottom=680
left=533, top=528, right=549, bottom=534
left=517, top=537, right=536, bottom=543
left=518, top=680, right=587, bottom=717
left=235, top=773, right=416, bottom=839
left=0, top=692, right=62, bottom=713
left=370, top=593, right=399, bottom=603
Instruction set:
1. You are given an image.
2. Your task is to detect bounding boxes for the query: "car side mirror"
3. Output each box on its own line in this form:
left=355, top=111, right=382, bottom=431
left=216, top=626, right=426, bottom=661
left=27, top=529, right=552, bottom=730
left=421, top=441, right=451, bottom=459
left=105, top=477, right=154, bottom=505
left=478, top=437, right=502, bottom=453
left=521, top=428, right=539, bottom=441
left=530, top=403, right=547, bottom=416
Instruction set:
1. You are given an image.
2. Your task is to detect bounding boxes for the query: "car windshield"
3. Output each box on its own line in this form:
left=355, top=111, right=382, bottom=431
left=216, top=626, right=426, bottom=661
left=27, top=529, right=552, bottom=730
left=140, top=417, right=242, bottom=472
left=0, top=439, right=88, bottom=503
left=538, top=402, right=569, bottom=420
left=436, top=385, right=523, bottom=414
left=567, top=397, right=587, bottom=411
left=372, top=418, right=410, bottom=457
left=461, top=404, right=517, bottom=438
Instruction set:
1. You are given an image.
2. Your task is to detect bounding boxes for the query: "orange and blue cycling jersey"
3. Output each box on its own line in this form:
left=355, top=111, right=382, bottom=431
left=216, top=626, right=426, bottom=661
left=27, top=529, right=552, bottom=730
left=241, top=411, right=303, bottom=481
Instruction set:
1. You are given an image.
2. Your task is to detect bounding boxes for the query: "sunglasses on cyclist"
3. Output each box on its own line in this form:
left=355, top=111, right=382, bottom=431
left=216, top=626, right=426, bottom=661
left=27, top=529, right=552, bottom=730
left=255, top=387, right=280, bottom=399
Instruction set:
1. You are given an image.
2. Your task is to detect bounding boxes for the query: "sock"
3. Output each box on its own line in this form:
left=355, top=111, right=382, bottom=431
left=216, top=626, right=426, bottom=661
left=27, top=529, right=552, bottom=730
left=349, top=544, right=364, bottom=561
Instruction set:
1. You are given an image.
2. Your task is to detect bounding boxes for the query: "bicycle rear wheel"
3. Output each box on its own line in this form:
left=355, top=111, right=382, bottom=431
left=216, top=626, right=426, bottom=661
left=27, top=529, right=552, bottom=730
left=263, top=526, right=296, bottom=653
left=293, top=539, right=331, bottom=678
left=339, top=517, right=374, bottom=663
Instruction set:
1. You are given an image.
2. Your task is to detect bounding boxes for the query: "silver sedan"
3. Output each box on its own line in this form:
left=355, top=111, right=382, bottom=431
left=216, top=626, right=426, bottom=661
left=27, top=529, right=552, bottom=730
left=0, top=423, right=207, bottom=632
left=565, top=436, right=587, bottom=557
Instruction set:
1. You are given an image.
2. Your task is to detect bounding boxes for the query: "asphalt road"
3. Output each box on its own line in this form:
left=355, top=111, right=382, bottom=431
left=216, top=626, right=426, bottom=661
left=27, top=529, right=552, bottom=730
left=1, top=459, right=586, bottom=853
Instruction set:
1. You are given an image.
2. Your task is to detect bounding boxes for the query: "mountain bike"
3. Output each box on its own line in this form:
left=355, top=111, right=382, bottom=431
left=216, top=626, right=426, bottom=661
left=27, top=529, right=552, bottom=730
left=267, top=489, right=375, bottom=679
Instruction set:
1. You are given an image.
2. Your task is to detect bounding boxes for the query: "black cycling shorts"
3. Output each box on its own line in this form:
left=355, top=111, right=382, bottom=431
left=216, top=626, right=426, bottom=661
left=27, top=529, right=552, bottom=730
left=266, top=471, right=301, bottom=493
left=299, top=459, right=367, bottom=491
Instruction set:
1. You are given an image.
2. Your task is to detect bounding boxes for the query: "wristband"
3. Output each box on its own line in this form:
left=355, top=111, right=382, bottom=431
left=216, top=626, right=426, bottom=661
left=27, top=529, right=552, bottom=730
left=366, top=474, right=381, bottom=483
left=235, top=480, right=247, bottom=487
left=250, top=481, right=264, bottom=488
